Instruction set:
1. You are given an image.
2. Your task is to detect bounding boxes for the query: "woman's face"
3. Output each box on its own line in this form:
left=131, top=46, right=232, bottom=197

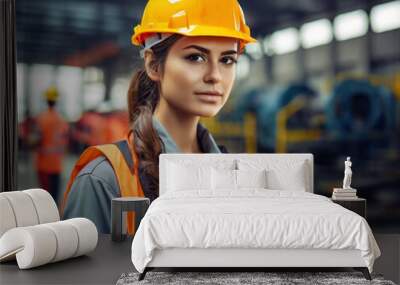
left=158, top=36, right=239, bottom=117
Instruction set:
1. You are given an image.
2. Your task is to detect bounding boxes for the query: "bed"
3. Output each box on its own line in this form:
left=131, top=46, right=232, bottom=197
left=131, top=154, right=381, bottom=280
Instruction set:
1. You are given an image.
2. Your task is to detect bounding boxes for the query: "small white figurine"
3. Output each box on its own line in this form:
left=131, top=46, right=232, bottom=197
left=342, top=157, right=353, bottom=189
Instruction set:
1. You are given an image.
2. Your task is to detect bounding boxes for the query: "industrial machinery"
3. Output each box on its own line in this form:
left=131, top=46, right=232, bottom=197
left=230, top=84, right=319, bottom=152
left=326, top=79, right=396, bottom=140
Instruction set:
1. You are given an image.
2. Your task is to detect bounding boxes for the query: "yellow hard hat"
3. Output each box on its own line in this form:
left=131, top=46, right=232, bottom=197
left=131, top=0, right=256, bottom=51
left=44, top=87, right=59, bottom=102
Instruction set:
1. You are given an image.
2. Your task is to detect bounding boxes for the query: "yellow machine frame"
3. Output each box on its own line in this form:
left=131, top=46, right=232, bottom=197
left=201, top=113, right=257, bottom=153
left=276, top=97, right=321, bottom=153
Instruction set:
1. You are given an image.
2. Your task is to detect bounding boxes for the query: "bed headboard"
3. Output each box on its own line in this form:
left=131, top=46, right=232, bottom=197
left=159, top=153, right=314, bottom=196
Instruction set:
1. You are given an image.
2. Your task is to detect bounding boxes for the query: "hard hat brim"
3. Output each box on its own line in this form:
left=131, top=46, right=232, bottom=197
left=132, top=25, right=257, bottom=48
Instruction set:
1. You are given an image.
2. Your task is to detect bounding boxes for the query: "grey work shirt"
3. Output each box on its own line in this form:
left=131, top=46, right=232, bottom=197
left=63, top=117, right=222, bottom=233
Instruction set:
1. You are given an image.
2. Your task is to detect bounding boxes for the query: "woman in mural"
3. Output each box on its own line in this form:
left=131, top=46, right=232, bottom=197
left=62, top=0, right=256, bottom=233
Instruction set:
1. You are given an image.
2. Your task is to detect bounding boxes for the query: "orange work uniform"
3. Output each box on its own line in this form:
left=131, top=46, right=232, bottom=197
left=34, top=108, right=69, bottom=203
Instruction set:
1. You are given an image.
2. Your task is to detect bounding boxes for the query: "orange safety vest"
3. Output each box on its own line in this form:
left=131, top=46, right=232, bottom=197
left=61, top=134, right=144, bottom=234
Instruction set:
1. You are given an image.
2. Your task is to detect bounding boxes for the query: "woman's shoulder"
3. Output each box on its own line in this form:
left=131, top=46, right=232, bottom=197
left=74, top=155, right=119, bottom=193
left=78, top=155, right=111, bottom=175
left=63, top=155, right=119, bottom=233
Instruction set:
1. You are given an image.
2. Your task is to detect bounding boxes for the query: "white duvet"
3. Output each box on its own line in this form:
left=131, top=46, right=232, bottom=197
left=131, top=190, right=381, bottom=273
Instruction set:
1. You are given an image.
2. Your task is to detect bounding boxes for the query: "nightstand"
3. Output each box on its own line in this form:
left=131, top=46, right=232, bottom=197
left=331, top=197, right=366, bottom=219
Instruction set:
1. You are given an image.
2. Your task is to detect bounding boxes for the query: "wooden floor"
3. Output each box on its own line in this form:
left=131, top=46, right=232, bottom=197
left=374, top=234, right=400, bottom=284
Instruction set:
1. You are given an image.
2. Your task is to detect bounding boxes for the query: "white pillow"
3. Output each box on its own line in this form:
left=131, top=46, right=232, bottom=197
left=266, top=162, right=307, bottom=191
left=236, top=169, right=267, bottom=189
left=237, top=159, right=308, bottom=191
left=167, top=162, right=212, bottom=191
left=212, top=168, right=236, bottom=190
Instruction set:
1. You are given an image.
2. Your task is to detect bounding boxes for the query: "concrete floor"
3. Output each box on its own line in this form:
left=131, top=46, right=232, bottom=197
left=374, top=234, right=400, bottom=284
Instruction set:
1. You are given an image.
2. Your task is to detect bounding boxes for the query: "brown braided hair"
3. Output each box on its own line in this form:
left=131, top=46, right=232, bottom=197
left=127, top=34, right=182, bottom=196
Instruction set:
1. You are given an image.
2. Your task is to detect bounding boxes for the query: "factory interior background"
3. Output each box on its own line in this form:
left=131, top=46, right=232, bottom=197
left=15, top=0, right=399, bottom=236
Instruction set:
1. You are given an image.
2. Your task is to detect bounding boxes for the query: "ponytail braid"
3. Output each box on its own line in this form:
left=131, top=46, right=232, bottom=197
left=127, top=34, right=182, bottom=196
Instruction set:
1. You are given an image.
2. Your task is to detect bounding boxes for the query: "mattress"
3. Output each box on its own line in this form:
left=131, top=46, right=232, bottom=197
left=131, top=190, right=381, bottom=273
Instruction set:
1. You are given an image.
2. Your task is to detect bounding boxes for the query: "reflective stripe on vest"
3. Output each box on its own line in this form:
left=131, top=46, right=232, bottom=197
left=61, top=139, right=144, bottom=234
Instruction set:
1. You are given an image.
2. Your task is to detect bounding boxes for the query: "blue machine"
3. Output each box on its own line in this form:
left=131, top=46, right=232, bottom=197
left=224, top=80, right=395, bottom=152
left=326, top=79, right=396, bottom=138
left=228, top=84, right=316, bottom=151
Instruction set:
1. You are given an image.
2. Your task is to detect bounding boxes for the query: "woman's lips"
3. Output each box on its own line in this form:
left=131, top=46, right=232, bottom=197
left=195, top=92, right=223, bottom=103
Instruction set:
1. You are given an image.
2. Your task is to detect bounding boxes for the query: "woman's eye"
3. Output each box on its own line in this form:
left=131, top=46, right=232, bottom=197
left=221, top=56, right=237, bottom=65
left=185, top=54, right=206, bottom=63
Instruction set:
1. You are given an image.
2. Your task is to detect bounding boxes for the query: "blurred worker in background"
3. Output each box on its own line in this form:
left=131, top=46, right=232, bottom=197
left=31, top=87, right=69, bottom=204
left=71, top=102, right=129, bottom=153
left=97, top=102, right=130, bottom=143
left=105, top=110, right=129, bottom=142
left=71, top=108, right=108, bottom=152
